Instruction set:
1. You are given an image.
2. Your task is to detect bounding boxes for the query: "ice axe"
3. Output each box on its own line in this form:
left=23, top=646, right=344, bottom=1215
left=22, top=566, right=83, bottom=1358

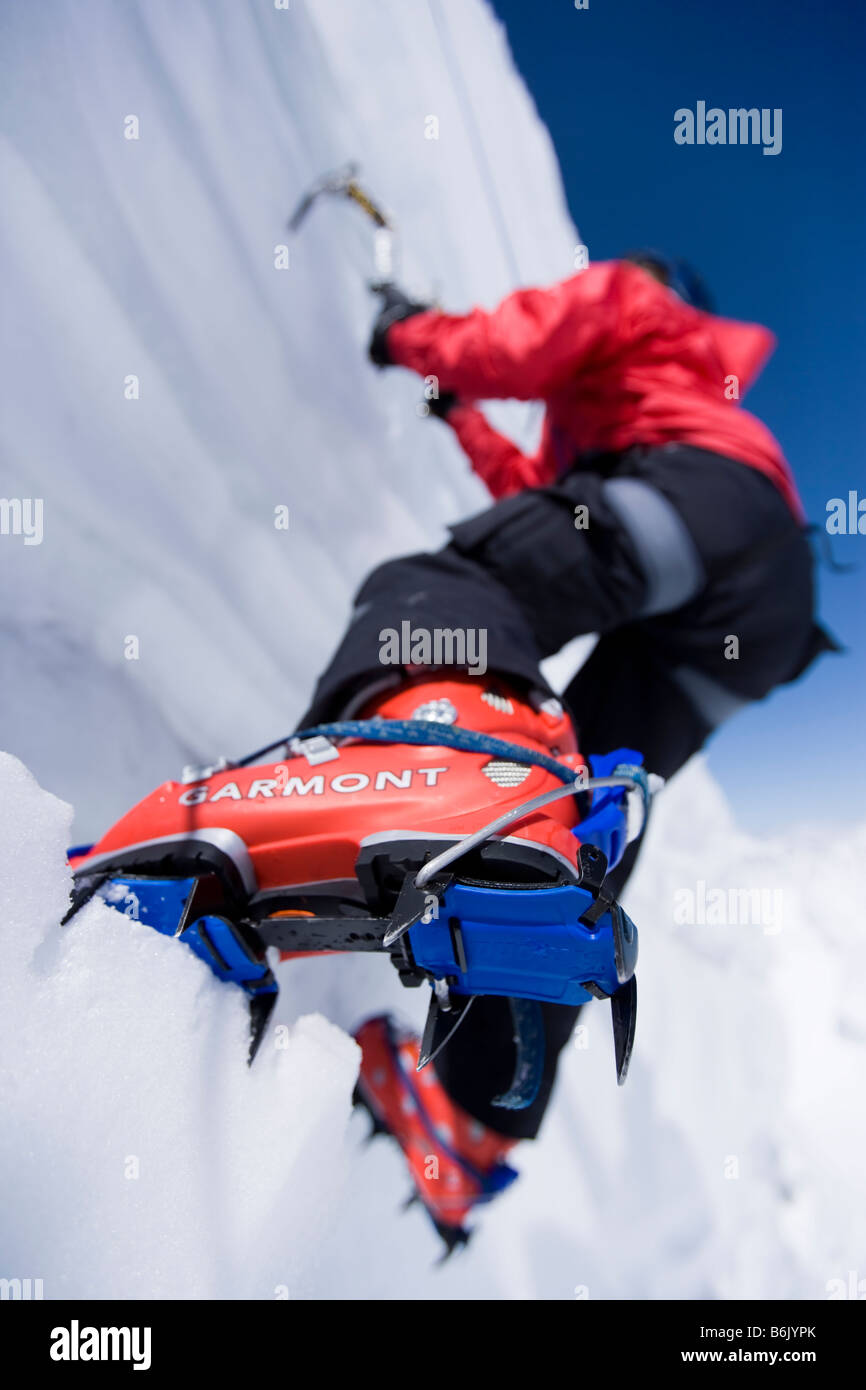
left=289, top=164, right=442, bottom=404
left=289, top=161, right=395, bottom=284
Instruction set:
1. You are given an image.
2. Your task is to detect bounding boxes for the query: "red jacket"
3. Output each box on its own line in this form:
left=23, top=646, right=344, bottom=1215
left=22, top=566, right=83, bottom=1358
left=387, top=260, right=803, bottom=518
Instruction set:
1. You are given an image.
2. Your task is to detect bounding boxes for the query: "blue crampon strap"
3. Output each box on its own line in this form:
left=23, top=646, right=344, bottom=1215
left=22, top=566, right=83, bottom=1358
left=291, top=719, right=580, bottom=785
left=491, top=998, right=546, bottom=1111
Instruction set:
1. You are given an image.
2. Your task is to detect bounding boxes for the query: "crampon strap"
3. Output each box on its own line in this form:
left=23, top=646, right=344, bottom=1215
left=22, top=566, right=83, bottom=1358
left=245, top=718, right=581, bottom=784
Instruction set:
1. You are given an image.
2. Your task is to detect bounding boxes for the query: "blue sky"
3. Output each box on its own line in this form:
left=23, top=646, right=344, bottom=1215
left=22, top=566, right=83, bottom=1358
left=494, top=0, right=865, bottom=828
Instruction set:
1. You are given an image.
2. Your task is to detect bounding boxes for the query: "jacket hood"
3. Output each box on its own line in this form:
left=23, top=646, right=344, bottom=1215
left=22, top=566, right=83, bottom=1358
left=702, top=314, right=776, bottom=391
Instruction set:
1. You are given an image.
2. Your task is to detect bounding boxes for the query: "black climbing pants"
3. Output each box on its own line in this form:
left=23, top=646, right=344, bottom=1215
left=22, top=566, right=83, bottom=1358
left=301, top=445, right=831, bottom=1139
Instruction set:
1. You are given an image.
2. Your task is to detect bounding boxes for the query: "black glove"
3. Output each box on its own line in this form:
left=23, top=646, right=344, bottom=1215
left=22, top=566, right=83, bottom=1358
left=368, top=283, right=430, bottom=366
left=424, top=390, right=458, bottom=419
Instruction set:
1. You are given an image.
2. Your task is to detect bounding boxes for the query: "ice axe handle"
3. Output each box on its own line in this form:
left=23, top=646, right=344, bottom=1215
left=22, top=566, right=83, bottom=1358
left=345, top=182, right=390, bottom=228
left=371, top=224, right=394, bottom=281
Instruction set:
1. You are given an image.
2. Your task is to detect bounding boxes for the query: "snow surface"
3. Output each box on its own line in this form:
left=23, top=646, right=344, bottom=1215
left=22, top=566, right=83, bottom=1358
left=2, top=750, right=864, bottom=1299
left=1, top=0, right=864, bottom=1300
left=0, top=0, right=564, bottom=836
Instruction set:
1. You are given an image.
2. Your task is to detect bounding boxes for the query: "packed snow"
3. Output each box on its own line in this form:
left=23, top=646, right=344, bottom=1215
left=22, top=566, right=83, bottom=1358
left=2, top=749, right=864, bottom=1299
left=1, top=0, right=863, bottom=1300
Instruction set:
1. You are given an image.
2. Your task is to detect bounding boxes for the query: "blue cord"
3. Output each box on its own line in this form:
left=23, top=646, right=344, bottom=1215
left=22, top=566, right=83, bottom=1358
left=291, top=718, right=578, bottom=785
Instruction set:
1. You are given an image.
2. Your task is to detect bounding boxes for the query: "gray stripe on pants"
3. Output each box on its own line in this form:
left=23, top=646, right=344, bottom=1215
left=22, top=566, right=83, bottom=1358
left=671, top=665, right=752, bottom=729
left=600, top=476, right=706, bottom=616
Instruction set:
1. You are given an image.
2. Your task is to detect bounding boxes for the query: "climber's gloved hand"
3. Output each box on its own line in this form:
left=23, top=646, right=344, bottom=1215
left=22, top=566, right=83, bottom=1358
left=368, top=282, right=430, bottom=366
left=423, top=390, right=458, bottom=420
